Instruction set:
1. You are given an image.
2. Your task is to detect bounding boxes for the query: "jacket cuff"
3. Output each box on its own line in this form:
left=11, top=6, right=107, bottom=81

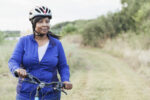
left=61, top=77, right=70, bottom=82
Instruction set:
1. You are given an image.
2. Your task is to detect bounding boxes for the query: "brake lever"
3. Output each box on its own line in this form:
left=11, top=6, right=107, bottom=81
left=61, top=89, right=67, bottom=95
left=53, top=87, right=67, bottom=95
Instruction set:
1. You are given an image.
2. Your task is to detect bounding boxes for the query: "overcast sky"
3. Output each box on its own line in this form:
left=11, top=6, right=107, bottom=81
left=0, top=0, right=122, bottom=31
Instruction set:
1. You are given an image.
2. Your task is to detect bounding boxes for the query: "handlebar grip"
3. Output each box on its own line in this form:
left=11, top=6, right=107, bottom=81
left=14, top=71, right=19, bottom=77
left=62, top=83, right=65, bottom=88
left=14, top=70, right=29, bottom=78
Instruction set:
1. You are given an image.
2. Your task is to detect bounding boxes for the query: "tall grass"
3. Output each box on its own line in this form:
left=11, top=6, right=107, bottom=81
left=1, top=34, right=150, bottom=100
left=0, top=40, right=18, bottom=100
left=0, top=40, right=17, bottom=73
left=0, top=35, right=86, bottom=100
left=102, top=32, right=150, bottom=79
left=0, top=31, right=4, bottom=44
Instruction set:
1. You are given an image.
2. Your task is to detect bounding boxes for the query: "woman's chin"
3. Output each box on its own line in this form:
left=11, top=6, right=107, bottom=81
left=41, top=31, right=48, bottom=34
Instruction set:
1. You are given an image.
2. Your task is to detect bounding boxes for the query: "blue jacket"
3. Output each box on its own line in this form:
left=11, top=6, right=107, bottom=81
left=8, top=34, right=70, bottom=97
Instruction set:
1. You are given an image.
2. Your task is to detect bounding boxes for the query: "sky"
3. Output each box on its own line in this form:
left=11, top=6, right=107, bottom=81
left=0, top=0, right=122, bottom=31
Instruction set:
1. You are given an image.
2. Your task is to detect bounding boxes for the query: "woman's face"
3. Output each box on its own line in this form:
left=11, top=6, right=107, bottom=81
left=35, top=17, right=50, bottom=34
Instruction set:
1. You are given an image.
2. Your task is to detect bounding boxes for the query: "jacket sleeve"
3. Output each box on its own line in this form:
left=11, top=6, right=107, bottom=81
left=8, top=37, right=24, bottom=77
left=57, top=41, right=70, bottom=82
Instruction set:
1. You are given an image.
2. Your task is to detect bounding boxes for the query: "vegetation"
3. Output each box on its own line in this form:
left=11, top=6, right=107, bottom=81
left=3, top=31, right=20, bottom=38
left=1, top=0, right=150, bottom=99
left=51, top=0, right=150, bottom=48
left=0, top=31, right=4, bottom=44
left=1, top=35, right=150, bottom=100
left=51, top=19, right=92, bottom=35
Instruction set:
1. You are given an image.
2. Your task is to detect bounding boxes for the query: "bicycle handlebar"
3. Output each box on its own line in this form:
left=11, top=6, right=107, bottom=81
left=14, top=71, right=67, bottom=95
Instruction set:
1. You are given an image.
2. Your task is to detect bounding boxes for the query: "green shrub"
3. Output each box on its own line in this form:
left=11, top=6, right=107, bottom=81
left=60, top=24, right=77, bottom=36
left=0, top=31, right=4, bottom=44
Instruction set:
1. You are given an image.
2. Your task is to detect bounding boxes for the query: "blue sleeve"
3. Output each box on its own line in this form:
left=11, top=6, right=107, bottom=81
left=57, top=41, right=70, bottom=82
left=8, top=37, right=24, bottom=77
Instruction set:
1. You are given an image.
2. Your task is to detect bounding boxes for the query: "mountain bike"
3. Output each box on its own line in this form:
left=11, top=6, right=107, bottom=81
left=14, top=71, right=67, bottom=100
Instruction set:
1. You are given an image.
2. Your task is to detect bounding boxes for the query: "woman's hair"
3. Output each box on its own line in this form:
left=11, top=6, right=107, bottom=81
left=31, top=16, right=61, bottom=39
left=48, top=31, right=61, bottom=39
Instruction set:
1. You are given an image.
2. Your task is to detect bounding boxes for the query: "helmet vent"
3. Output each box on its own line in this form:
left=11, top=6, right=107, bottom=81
left=39, top=7, right=44, bottom=13
left=42, top=6, right=45, bottom=10
left=48, top=10, right=50, bottom=13
left=46, top=8, right=48, bottom=13
left=35, top=9, right=41, bottom=13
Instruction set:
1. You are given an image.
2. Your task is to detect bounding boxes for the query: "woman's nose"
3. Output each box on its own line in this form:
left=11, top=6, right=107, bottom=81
left=41, top=22, right=49, bottom=26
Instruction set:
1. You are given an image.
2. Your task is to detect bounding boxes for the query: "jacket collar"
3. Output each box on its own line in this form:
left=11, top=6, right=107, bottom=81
left=30, top=33, right=56, bottom=47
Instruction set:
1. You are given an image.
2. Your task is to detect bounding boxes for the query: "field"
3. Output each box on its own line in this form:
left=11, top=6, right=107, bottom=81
left=0, top=35, right=150, bottom=100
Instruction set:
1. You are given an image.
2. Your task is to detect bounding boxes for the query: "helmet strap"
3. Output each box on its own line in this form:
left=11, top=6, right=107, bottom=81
left=34, top=31, right=47, bottom=37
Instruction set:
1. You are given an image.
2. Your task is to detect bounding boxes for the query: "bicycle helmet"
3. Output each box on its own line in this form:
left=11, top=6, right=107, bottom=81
left=29, top=6, right=52, bottom=21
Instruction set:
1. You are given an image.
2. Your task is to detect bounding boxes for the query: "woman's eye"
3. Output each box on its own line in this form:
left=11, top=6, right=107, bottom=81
left=37, top=19, right=50, bottom=24
left=46, top=20, right=50, bottom=23
left=39, top=20, right=43, bottom=23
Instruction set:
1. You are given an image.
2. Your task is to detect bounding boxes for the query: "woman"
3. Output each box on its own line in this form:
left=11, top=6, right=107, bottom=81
left=8, top=6, right=72, bottom=100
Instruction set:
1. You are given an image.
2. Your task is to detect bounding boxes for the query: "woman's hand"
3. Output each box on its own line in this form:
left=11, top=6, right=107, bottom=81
left=63, top=81, right=73, bottom=90
left=15, top=68, right=27, bottom=78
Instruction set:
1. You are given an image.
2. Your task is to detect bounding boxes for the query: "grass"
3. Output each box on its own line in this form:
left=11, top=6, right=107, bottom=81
left=0, top=40, right=18, bottom=100
left=1, top=35, right=150, bottom=100
left=61, top=35, right=150, bottom=100
left=102, top=32, right=150, bottom=79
